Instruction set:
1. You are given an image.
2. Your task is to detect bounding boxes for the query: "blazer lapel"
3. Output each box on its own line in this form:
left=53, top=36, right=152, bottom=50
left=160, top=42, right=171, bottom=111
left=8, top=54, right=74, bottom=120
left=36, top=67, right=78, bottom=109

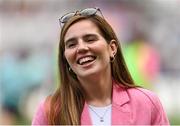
left=81, top=102, right=92, bottom=125
left=112, top=84, right=131, bottom=125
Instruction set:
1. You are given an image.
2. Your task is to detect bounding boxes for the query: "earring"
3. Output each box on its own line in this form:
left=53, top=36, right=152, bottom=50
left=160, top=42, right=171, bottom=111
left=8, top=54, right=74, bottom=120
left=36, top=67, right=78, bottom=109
left=69, top=67, right=72, bottom=71
left=110, top=56, right=115, bottom=62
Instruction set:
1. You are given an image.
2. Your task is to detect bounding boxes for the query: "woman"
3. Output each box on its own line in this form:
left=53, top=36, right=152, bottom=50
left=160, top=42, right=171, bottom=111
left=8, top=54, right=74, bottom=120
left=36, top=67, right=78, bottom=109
left=32, top=7, right=169, bottom=125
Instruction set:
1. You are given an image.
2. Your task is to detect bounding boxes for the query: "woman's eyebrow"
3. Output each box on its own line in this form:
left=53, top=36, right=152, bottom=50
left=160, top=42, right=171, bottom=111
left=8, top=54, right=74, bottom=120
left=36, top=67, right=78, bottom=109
left=65, top=33, right=98, bottom=45
left=82, top=34, right=98, bottom=39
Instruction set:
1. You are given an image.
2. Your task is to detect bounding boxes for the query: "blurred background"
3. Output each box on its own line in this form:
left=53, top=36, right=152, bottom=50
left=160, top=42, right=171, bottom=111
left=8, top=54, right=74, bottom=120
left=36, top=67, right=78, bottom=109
left=0, top=0, right=180, bottom=125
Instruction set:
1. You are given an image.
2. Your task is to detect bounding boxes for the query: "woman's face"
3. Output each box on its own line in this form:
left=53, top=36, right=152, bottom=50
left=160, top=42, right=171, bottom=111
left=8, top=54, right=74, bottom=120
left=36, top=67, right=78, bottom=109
left=64, top=19, right=116, bottom=79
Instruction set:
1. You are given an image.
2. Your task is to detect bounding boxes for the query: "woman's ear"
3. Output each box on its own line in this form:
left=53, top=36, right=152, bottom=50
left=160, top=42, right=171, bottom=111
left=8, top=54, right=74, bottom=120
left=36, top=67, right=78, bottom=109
left=109, top=39, right=117, bottom=57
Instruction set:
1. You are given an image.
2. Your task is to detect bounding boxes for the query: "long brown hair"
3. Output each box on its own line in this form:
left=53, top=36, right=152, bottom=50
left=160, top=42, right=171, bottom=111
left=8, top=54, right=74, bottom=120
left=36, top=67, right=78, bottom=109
left=47, top=14, right=136, bottom=125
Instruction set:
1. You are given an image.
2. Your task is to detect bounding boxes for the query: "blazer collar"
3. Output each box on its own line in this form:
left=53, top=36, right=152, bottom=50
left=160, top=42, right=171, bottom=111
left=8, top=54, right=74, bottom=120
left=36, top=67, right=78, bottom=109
left=111, top=81, right=131, bottom=125
left=81, top=102, right=91, bottom=125
left=112, top=81, right=130, bottom=106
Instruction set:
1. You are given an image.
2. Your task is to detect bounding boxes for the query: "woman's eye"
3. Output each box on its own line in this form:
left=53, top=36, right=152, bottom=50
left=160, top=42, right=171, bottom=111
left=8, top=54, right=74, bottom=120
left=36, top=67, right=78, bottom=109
left=66, top=42, right=76, bottom=48
left=86, top=37, right=97, bottom=42
left=86, top=39, right=93, bottom=42
left=68, top=43, right=76, bottom=48
left=83, top=34, right=98, bottom=43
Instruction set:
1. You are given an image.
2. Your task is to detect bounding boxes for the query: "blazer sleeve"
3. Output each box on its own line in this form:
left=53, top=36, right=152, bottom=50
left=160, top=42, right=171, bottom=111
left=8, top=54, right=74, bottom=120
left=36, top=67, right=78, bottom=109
left=31, top=100, right=48, bottom=125
left=141, top=88, right=170, bottom=125
left=151, top=95, right=170, bottom=125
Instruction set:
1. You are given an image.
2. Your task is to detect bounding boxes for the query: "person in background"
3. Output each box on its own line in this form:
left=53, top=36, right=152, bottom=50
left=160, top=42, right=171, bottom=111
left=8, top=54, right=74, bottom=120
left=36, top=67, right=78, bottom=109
left=32, top=7, right=169, bottom=125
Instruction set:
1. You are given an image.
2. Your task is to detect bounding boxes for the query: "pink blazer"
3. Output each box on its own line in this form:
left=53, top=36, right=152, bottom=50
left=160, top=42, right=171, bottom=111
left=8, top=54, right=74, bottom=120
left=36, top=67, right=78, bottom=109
left=32, top=82, right=170, bottom=125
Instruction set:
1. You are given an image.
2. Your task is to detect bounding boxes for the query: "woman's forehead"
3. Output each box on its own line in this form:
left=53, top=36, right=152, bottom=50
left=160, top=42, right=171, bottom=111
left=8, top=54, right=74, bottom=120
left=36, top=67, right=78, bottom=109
left=64, top=19, right=101, bottom=42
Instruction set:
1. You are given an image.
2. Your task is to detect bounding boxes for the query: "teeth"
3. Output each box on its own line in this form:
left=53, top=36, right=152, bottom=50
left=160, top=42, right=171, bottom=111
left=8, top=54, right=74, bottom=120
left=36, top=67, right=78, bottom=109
left=78, top=56, right=95, bottom=65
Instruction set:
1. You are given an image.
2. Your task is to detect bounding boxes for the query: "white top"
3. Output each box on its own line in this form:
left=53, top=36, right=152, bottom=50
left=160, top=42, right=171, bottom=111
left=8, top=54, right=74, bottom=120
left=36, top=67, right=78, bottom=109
left=88, top=104, right=112, bottom=125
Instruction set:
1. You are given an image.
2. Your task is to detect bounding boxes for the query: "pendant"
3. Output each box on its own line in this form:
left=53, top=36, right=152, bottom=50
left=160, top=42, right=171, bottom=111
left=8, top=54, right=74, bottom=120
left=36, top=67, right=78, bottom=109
left=100, top=117, right=104, bottom=122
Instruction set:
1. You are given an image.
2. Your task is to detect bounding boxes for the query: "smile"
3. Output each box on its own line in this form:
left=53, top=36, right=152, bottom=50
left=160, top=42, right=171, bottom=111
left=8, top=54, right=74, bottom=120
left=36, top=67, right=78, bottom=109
left=77, top=56, right=96, bottom=65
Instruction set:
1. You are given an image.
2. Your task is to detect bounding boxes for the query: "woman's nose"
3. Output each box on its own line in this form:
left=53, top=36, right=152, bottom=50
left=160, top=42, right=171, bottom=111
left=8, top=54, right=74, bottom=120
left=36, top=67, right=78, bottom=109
left=76, top=41, right=89, bottom=53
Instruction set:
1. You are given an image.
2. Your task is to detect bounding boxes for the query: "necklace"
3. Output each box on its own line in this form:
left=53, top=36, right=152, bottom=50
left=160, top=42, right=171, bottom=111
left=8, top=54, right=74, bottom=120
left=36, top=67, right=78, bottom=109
left=88, top=104, right=111, bottom=122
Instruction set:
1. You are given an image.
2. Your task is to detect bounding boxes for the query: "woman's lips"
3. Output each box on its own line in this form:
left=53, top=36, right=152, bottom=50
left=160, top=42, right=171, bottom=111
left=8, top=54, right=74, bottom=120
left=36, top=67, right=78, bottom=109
left=77, top=56, right=96, bottom=65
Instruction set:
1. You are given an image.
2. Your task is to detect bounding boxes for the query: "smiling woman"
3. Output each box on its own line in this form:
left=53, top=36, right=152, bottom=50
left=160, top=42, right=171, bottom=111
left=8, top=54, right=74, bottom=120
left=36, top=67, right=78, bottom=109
left=64, top=19, right=116, bottom=79
left=32, top=7, right=169, bottom=125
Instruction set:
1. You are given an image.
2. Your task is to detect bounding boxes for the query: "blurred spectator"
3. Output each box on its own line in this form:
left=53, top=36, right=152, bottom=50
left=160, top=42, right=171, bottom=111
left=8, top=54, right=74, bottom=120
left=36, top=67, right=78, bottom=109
left=123, top=39, right=160, bottom=89
left=0, top=46, right=53, bottom=124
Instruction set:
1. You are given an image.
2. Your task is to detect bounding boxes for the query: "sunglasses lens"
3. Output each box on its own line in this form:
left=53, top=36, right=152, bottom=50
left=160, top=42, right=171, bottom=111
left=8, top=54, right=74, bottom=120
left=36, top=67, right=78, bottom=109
left=80, top=8, right=97, bottom=16
left=60, top=12, right=75, bottom=23
left=59, top=8, right=102, bottom=27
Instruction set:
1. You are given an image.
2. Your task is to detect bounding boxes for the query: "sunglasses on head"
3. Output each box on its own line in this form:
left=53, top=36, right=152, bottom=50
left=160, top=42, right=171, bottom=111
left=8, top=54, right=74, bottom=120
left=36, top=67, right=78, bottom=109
left=59, top=7, right=104, bottom=27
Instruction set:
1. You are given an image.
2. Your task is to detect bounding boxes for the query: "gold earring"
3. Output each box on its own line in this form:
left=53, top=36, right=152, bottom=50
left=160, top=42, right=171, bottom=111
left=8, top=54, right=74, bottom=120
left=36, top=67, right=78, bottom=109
left=68, top=67, right=72, bottom=71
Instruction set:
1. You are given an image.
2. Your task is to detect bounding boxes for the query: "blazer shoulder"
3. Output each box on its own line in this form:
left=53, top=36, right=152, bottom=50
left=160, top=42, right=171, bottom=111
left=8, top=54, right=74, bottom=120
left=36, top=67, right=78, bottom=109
left=128, top=87, right=163, bottom=112
left=113, top=85, right=169, bottom=125
left=126, top=88, right=169, bottom=125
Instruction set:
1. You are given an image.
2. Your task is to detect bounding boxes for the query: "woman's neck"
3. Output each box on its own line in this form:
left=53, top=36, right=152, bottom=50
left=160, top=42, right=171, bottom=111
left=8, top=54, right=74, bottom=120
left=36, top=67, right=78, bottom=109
left=78, top=70, right=113, bottom=107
